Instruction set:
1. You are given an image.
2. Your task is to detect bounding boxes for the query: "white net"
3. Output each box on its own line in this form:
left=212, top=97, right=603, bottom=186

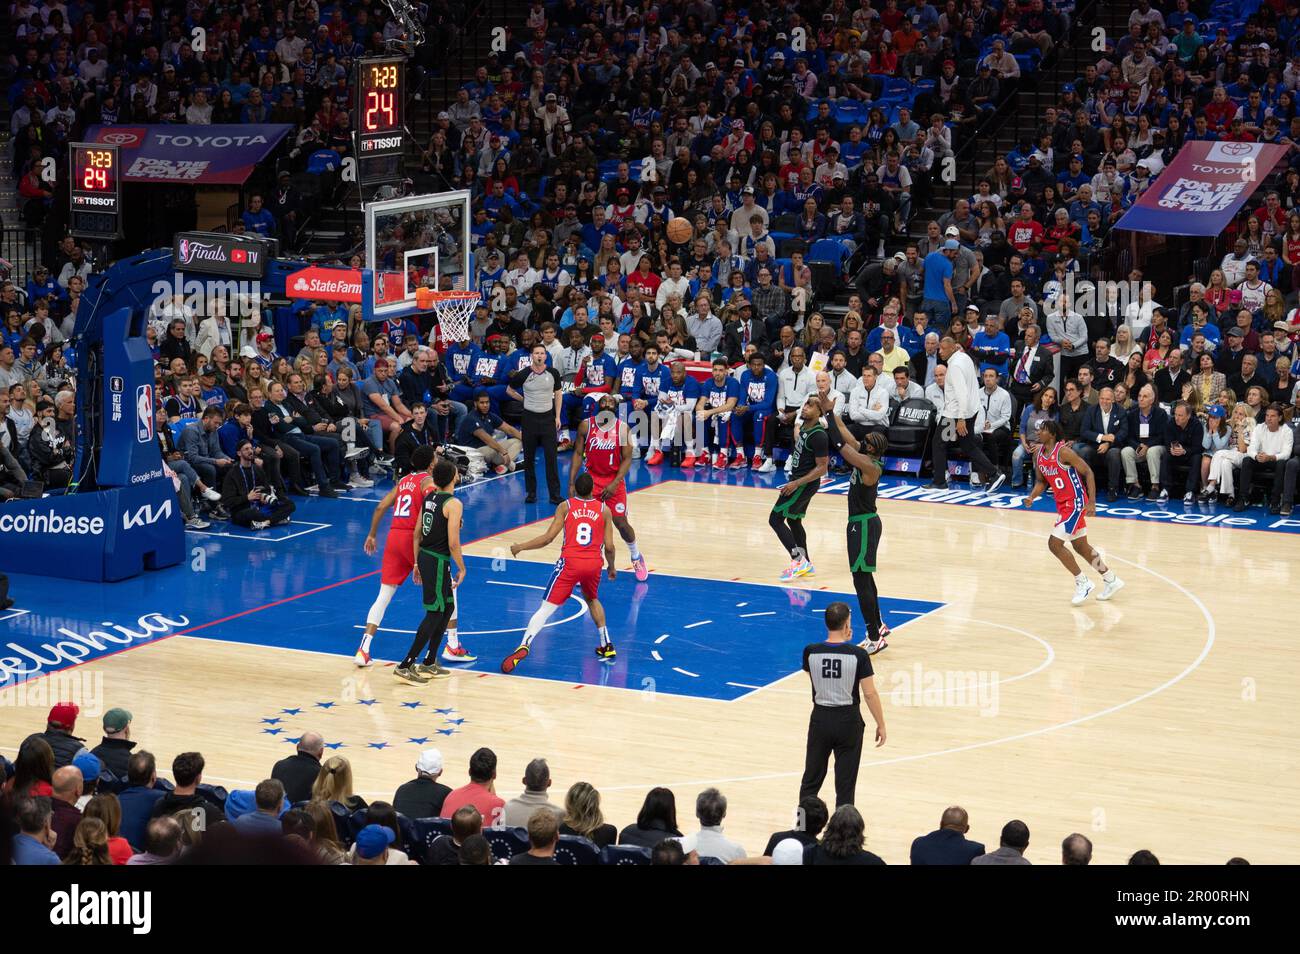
left=432, top=292, right=479, bottom=342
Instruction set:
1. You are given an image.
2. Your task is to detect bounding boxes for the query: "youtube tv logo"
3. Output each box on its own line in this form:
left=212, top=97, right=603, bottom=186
left=231, top=249, right=248, bottom=264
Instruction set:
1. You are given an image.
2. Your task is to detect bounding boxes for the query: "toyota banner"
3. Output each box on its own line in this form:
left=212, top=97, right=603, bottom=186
left=83, top=124, right=295, bottom=184
left=1115, top=141, right=1290, bottom=237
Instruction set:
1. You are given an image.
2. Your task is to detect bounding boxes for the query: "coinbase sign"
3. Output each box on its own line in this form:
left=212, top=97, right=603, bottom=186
left=0, top=480, right=182, bottom=582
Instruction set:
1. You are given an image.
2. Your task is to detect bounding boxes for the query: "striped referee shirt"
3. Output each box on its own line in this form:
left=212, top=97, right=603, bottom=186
left=802, top=641, right=873, bottom=709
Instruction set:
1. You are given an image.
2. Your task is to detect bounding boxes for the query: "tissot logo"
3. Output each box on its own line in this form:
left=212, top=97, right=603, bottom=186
left=361, top=135, right=403, bottom=152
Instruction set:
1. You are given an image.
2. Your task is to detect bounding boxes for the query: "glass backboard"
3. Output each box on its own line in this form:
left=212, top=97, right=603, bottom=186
left=364, top=190, right=471, bottom=318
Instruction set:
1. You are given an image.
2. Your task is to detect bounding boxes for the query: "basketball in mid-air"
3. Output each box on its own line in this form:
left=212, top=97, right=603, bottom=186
left=667, top=217, right=694, bottom=244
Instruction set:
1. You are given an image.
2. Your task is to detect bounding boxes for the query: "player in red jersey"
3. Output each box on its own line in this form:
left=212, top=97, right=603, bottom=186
left=355, top=446, right=476, bottom=668
left=500, top=471, right=618, bottom=672
left=1023, top=419, right=1125, bottom=605
left=570, top=394, right=649, bottom=581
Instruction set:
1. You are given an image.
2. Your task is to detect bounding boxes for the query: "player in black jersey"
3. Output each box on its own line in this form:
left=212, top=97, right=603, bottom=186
left=825, top=401, right=890, bottom=654
left=399, top=459, right=467, bottom=684
left=771, top=396, right=830, bottom=581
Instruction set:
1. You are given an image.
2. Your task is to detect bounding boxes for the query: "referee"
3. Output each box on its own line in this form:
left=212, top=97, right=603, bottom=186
left=799, top=602, right=886, bottom=808
left=507, top=344, right=564, bottom=504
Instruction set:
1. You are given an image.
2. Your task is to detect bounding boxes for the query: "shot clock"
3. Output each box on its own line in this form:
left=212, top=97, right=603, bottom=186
left=69, top=142, right=123, bottom=239
left=354, top=55, right=407, bottom=185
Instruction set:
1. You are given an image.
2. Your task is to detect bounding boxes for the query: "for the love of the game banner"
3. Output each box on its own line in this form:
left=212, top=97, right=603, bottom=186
left=1116, top=141, right=1289, bottom=237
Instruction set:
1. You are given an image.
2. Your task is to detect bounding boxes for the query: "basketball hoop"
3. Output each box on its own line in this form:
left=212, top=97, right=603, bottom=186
left=417, top=289, right=479, bottom=342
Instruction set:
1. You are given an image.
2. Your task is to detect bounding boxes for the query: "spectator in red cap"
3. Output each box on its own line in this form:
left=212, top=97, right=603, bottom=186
left=38, top=702, right=87, bottom=768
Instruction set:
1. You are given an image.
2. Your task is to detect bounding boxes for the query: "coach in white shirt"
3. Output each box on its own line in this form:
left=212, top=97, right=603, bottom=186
left=891, top=365, right=925, bottom=403
left=925, top=364, right=947, bottom=415
left=927, top=338, right=1005, bottom=490
left=814, top=370, right=845, bottom=423
left=972, top=368, right=1013, bottom=485
left=828, top=353, right=857, bottom=400
left=847, top=366, right=892, bottom=438
left=777, top=346, right=814, bottom=413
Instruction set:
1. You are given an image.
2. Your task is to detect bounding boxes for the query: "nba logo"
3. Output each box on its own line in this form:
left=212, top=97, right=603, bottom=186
left=110, top=376, right=124, bottom=393
left=178, top=239, right=189, bottom=263
left=136, top=385, right=154, bottom=443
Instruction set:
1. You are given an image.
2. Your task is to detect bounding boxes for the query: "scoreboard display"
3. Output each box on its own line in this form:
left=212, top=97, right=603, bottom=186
left=69, top=142, right=123, bottom=239
left=355, top=55, right=406, bottom=183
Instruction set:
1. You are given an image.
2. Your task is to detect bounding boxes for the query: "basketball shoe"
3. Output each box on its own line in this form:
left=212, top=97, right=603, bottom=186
left=631, top=554, right=649, bottom=581
left=354, top=648, right=373, bottom=668
left=394, top=665, right=431, bottom=684
left=779, top=558, right=814, bottom=581
left=865, top=637, right=888, bottom=655
left=414, top=662, right=452, bottom=679
left=595, top=643, right=617, bottom=661
left=442, top=645, right=477, bottom=662
left=681, top=453, right=699, bottom=467
left=756, top=458, right=776, bottom=473
left=501, top=645, right=530, bottom=673
left=1071, top=576, right=1095, bottom=605
left=729, top=454, right=746, bottom=469
left=712, top=452, right=727, bottom=468
left=646, top=448, right=665, bottom=465
left=1097, top=576, right=1125, bottom=601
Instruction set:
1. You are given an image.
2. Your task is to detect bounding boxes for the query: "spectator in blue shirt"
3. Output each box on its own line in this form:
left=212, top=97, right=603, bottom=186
left=231, top=780, right=288, bottom=836
left=241, top=194, right=277, bottom=237
left=118, top=751, right=166, bottom=851
left=11, top=796, right=61, bottom=865
left=971, top=314, right=1013, bottom=378
left=921, top=241, right=959, bottom=327
left=25, top=265, right=60, bottom=304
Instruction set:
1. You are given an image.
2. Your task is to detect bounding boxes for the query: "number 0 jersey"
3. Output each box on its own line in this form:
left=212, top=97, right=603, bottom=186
left=1035, top=440, right=1087, bottom=516
left=389, top=471, right=431, bottom=533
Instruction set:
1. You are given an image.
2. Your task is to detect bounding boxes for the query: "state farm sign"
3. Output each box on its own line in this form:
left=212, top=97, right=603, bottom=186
left=286, top=267, right=364, bottom=303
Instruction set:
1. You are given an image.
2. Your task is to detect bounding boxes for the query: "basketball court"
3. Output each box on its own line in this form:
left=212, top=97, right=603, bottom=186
left=2, top=188, right=1294, bottom=867
left=1, top=456, right=1295, bottom=865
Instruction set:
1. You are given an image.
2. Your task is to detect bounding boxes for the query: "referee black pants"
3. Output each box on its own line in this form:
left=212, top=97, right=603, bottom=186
left=800, top=707, right=865, bottom=808
left=520, top=409, right=561, bottom=500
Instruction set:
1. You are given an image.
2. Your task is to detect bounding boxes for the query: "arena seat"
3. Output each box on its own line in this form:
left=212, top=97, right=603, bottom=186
left=600, top=844, right=652, bottom=865
left=170, top=419, right=196, bottom=444
left=482, top=826, right=530, bottom=862
left=552, top=833, right=601, bottom=865
left=410, top=816, right=453, bottom=857
left=887, top=398, right=937, bottom=463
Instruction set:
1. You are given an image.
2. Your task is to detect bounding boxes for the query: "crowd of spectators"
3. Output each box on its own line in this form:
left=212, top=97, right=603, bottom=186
left=6, top=2, right=1300, bottom=516
left=2, top=702, right=1250, bottom=865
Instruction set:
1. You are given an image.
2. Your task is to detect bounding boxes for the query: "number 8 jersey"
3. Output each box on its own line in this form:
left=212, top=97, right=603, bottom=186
left=561, top=496, right=606, bottom=566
